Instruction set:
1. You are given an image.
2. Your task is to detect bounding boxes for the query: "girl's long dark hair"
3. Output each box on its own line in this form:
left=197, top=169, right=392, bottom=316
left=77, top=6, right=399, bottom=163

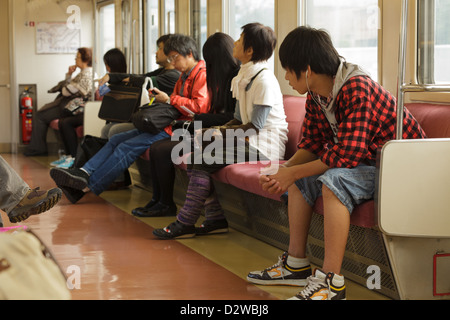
left=202, top=33, right=240, bottom=114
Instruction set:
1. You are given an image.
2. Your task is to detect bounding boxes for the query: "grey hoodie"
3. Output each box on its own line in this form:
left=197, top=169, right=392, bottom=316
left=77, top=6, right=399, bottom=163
left=321, top=60, right=369, bottom=143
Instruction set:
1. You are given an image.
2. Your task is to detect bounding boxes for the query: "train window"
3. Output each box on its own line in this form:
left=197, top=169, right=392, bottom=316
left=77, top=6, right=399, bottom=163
left=97, top=2, right=116, bottom=75
left=164, top=0, right=176, bottom=34
left=418, top=0, right=450, bottom=84
left=301, top=0, right=379, bottom=82
left=224, top=0, right=275, bottom=69
left=226, top=0, right=274, bottom=39
left=143, top=0, right=159, bottom=72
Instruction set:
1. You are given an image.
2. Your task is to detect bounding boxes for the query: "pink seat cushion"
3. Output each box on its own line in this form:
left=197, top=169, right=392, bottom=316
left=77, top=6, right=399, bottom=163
left=214, top=162, right=287, bottom=202
left=50, top=119, right=59, bottom=130
left=283, top=95, right=307, bottom=159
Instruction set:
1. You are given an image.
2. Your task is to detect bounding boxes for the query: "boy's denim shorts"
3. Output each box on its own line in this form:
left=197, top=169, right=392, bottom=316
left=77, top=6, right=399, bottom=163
left=294, top=165, right=376, bottom=214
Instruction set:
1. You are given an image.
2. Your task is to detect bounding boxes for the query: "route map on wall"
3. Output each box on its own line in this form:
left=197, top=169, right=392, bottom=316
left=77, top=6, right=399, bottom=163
left=36, top=22, right=80, bottom=54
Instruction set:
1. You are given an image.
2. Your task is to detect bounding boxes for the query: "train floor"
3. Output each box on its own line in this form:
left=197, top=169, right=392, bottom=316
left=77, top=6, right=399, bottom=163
left=1, top=153, right=388, bottom=301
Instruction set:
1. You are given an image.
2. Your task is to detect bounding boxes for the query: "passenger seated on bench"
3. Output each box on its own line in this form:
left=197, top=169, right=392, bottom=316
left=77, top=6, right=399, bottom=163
left=51, top=48, right=127, bottom=169
left=247, top=26, right=426, bottom=301
left=49, top=34, right=210, bottom=204
left=24, top=48, right=94, bottom=157
left=99, top=35, right=181, bottom=139
left=132, top=32, right=240, bottom=218
left=152, top=23, right=288, bottom=239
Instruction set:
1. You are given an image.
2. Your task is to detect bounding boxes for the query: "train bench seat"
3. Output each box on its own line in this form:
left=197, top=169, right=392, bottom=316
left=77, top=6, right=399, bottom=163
left=175, top=95, right=378, bottom=229
left=139, top=96, right=450, bottom=232
left=205, top=98, right=450, bottom=230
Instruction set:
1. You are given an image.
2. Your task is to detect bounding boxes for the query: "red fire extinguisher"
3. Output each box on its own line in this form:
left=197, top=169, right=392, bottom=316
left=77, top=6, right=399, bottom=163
left=20, top=88, right=33, bottom=144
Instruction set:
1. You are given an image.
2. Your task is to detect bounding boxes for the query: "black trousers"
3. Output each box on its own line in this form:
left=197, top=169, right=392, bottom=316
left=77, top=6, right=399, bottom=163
left=149, top=138, right=179, bottom=205
left=58, top=114, right=84, bottom=157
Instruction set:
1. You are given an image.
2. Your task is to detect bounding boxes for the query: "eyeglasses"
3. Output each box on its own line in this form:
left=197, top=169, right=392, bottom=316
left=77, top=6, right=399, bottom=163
left=167, top=54, right=179, bottom=64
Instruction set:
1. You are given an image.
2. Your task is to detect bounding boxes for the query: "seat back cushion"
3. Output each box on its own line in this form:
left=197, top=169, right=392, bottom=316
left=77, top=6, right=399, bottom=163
left=283, top=95, right=307, bottom=159
left=406, top=103, right=450, bottom=138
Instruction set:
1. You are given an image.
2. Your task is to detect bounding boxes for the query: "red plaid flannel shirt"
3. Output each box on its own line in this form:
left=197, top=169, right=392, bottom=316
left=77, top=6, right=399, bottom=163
left=298, top=76, right=426, bottom=168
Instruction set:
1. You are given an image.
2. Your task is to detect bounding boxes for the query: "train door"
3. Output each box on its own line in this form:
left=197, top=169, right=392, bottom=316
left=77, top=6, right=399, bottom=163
left=0, top=0, right=12, bottom=150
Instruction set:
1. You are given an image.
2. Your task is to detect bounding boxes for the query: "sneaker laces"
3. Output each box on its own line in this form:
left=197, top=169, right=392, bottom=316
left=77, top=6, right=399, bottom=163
left=297, top=275, right=327, bottom=298
left=263, top=253, right=288, bottom=280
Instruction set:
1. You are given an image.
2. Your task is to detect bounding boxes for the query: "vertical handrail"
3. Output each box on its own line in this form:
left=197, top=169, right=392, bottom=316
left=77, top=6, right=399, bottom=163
left=396, top=0, right=409, bottom=140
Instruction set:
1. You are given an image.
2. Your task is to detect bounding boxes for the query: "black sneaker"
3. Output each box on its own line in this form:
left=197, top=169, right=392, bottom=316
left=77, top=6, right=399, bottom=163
left=153, top=221, right=196, bottom=240
left=133, top=203, right=177, bottom=218
left=247, top=252, right=312, bottom=286
left=50, top=167, right=89, bottom=191
left=60, top=186, right=85, bottom=204
left=195, top=219, right=229, bottom=235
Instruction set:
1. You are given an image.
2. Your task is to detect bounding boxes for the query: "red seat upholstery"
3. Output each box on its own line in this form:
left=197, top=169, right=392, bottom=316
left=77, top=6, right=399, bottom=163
left=406, top=103, right=450, bottom=138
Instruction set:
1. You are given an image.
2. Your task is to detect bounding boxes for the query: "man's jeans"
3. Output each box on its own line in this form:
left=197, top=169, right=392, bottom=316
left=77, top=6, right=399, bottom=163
left=83, top=129, right=170, bottom=195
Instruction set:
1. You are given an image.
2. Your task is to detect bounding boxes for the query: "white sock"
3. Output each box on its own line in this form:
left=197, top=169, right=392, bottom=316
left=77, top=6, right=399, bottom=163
left=287, top=255, right=310, bottom=269
left=330, top=273, right=345, bottom=287
left=80, top=168, right=90, bottom=176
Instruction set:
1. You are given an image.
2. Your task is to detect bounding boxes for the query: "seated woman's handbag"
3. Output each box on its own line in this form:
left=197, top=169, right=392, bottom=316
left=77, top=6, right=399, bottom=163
left=132, top=103, right=182, bottom=135
left=98, top=78, right=153, bottom=123
left=132, top=67, right=205, bottom=135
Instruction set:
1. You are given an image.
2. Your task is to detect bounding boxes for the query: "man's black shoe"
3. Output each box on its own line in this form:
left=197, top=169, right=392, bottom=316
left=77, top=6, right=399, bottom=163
left=50, top=168, right=89, bottom=191
left=133, top=202, right=177, bottom=218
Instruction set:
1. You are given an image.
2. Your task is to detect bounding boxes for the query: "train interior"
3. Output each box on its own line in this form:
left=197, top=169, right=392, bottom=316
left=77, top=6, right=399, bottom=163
left=0, top=0, right=449, bottom=301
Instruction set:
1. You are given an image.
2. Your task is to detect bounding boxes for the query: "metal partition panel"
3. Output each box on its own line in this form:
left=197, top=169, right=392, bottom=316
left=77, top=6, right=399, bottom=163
left=378, top=139, right=450, bottom=238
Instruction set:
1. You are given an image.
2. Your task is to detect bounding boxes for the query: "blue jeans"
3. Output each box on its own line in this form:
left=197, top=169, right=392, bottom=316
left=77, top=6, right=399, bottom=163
left=294, top=165, right=376, bottom=214
left=83, top=129, right=170, bottom=195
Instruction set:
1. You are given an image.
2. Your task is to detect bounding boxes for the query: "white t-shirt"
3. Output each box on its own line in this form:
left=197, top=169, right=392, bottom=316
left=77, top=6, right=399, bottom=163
left=232, top=62, right=288, bottom=161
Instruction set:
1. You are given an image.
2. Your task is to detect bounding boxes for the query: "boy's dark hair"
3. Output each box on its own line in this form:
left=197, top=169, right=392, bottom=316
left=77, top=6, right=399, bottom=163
left=241, top=23, right=277, bottom=63
left=163, top=34, right=200, bottom=61
left=279, top=26, right=341, bottom=78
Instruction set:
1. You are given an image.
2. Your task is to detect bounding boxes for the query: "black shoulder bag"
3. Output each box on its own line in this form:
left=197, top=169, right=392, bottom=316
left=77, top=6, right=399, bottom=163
left=132, top=67, right=205, bottom=135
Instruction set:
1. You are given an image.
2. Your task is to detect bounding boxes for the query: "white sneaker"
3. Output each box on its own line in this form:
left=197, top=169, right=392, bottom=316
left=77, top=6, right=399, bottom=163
left=288, top=269, right=346, bottom=300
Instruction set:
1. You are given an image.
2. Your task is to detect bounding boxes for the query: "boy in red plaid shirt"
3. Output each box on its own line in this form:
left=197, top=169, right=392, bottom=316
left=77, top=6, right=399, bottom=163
left=247, top=26, right=426, bottom=300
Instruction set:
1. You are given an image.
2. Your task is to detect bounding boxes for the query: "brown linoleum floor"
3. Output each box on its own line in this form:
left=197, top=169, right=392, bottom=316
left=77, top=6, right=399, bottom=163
left=0, top=153, right=388, bottom=301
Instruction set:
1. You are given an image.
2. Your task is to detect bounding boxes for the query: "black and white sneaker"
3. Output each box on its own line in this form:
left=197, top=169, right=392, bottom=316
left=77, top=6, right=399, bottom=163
left=288, top=269, right=346, bottom=300
left=50, top=167, right=89, bottom=191
left=247, top=252, right=312, bottom=286
left=153, top=221, right=196, bottom=240
left=195, top=219, right=229, bottom=235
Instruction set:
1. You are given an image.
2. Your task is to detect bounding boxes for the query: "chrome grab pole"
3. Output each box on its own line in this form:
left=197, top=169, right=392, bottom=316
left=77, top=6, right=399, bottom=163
left=396, top=0, right=409, bottom=141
